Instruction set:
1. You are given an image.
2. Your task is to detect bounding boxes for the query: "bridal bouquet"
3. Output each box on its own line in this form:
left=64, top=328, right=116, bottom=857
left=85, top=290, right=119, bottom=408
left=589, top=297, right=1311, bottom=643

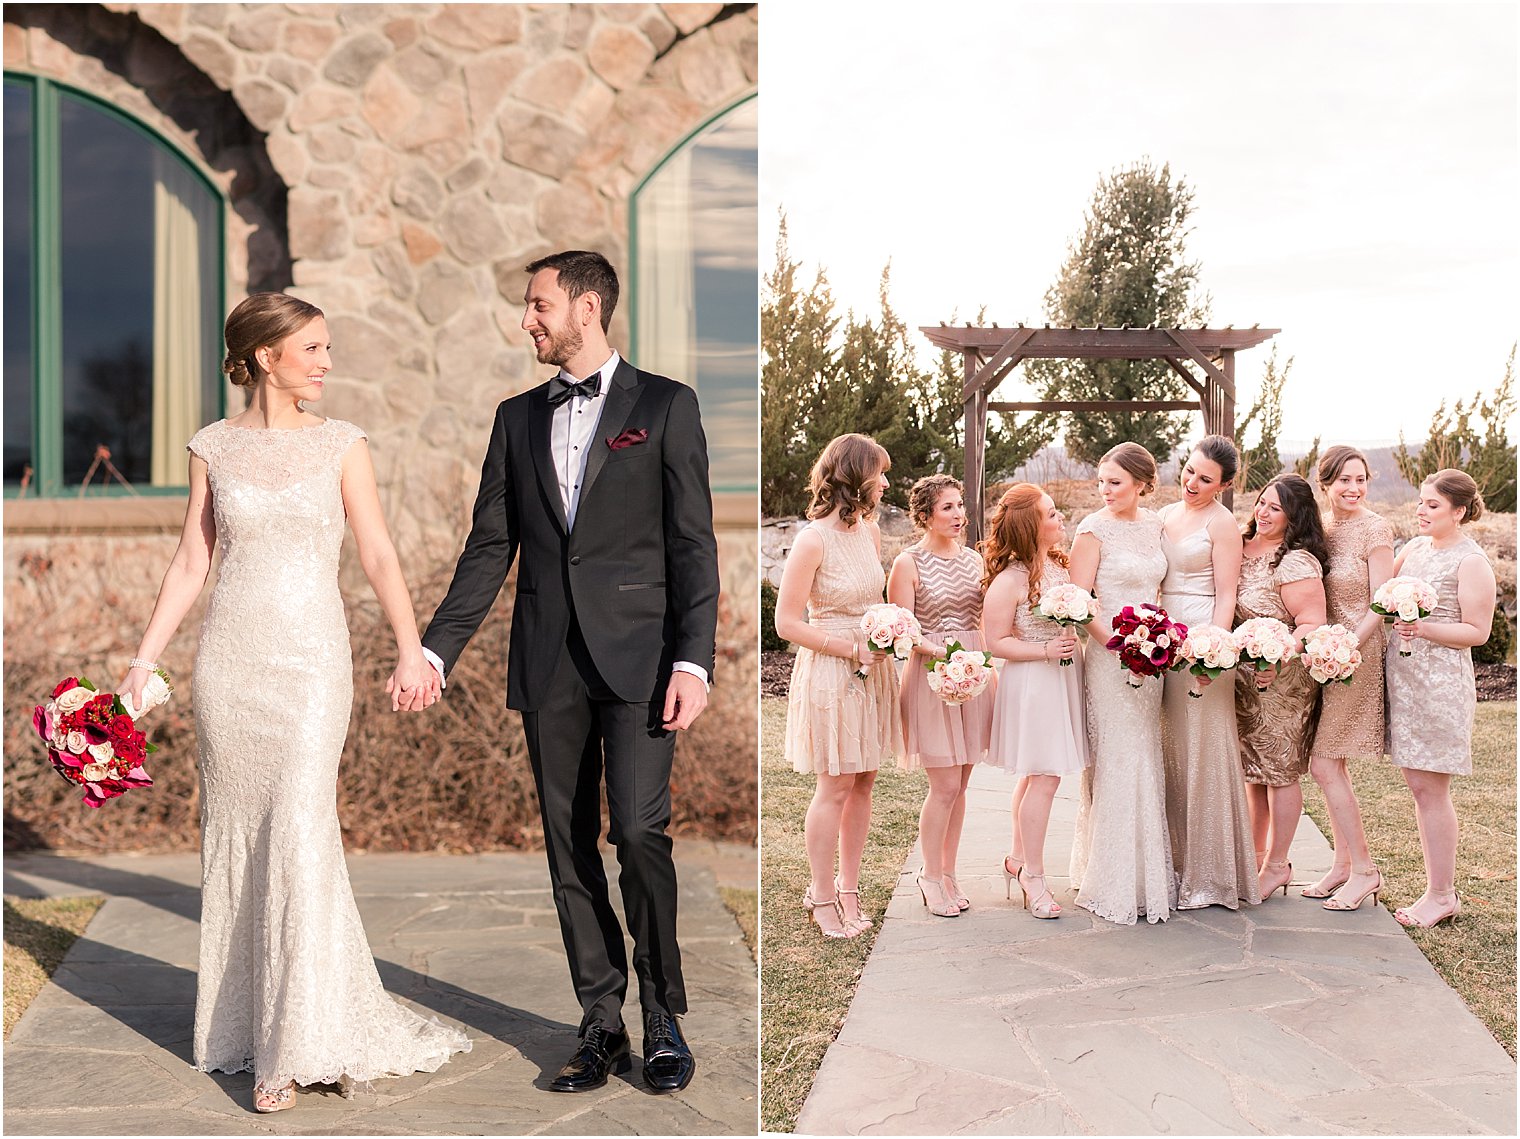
left=33, top=676, right=164, bottom=807
left=924, top=641, right=995, bottom=706
left=1299, top=624, right=1362, bottom=686
left=1034, top=583, right=1096, bottom=666
left=1233, top=617, right=1299, bottom=680
left=1105, top=603, right=1186, bottom=688
left=857, top=603, right=921, bottom=679
left=1174, top=624, right=1240, bottom=698
left=1371, top=575, right=1439, bottom=656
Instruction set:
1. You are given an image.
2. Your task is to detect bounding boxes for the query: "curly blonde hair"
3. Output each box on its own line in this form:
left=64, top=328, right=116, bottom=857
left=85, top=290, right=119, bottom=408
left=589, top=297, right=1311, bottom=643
left=806, top=433, right=889, bottom=527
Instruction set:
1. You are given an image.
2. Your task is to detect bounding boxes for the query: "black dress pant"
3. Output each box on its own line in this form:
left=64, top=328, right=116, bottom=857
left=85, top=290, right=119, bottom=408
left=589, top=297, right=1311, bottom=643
left=520, top=618, right=685, bottom=1033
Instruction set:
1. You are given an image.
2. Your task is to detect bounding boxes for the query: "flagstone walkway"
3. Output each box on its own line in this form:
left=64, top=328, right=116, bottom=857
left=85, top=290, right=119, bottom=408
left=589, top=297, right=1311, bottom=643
left=795, top=765, right=1515, bottom=1136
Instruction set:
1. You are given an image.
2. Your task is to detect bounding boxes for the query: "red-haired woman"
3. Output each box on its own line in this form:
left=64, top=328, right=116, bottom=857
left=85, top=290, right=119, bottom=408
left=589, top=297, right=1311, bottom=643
left=980, top=484, right=1089, bottom=919
left=775, top=434, right=904, bottom=938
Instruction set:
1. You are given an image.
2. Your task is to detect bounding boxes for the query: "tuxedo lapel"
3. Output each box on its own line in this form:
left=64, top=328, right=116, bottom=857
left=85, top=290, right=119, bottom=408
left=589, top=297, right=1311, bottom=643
left=574, top=361, right=641, bottom=525
left=528, top=386, right=569, bottom=533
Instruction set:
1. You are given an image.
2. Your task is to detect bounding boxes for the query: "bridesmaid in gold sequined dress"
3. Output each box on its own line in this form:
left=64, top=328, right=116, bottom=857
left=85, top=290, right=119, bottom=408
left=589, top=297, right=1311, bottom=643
left=776, top=434, right=903, bottom=939
left=1304, top=446, right=1395, bottom=911
left=1384, top=470, right=1496, bottom=928
left=1233, top=474, right=1329, bottom=902
left=888, top=475, right=995, bottom=918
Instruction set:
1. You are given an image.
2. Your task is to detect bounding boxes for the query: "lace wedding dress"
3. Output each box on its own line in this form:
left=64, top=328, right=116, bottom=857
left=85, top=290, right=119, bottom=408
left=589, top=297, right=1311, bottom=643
left=1070, top=510, right=1178, bottom=925
left=188, top=418, right=470, bottom=1092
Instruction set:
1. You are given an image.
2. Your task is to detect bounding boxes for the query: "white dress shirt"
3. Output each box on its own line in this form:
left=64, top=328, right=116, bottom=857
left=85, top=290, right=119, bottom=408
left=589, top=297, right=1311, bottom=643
left=422, top=352, right=709, bottom=691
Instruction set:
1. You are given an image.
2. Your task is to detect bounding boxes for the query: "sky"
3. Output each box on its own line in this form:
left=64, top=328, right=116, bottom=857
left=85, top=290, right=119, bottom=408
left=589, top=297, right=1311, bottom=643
left=759, top=1, right=1519, bottom=449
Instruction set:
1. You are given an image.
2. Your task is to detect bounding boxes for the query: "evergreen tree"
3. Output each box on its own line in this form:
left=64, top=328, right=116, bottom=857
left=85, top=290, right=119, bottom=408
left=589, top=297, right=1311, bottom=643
left=1237, top=346, right=1293, bottom=492
left=1029, top=159, right=1209, bottom=464
left=1395, top=345, right=1516, bottom=513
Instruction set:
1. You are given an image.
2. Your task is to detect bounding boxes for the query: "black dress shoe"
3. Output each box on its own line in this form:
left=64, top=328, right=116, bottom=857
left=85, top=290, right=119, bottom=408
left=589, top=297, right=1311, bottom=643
left=549, top=1024, right=630, bottom=1092
left=641, top=1010, right=696, bottom=1093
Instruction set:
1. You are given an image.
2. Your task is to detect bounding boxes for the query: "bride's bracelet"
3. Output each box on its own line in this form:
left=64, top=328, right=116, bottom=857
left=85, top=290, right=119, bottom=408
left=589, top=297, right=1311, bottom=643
left=129, top=658, right=157, bottom=672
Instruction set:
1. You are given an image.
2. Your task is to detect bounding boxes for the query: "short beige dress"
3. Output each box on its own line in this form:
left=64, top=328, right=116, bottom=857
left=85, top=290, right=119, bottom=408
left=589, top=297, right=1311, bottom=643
left=899, top=545, right=995, bottom=768
left=1312, top=510, right=1395, bottom=762
left=785, top=523, right=904, bottom=776
left=1385, top=535, right=1489, bottom=776
left=1234, top=547, right=1323, bottom=787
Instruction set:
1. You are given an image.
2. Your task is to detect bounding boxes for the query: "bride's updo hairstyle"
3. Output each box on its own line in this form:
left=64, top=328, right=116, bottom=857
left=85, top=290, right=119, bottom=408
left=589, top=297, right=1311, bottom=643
left=908, top=474, right=962, bottom=532
left=806, top=433, right=890, bottom=527
left=223, top=293, right=325, bottom=389
left=1425, top=468, right=1485, bottom=523
left=981, top=482, right=1068, bottom=601
left=1100, top=441, right=1158, bottom=495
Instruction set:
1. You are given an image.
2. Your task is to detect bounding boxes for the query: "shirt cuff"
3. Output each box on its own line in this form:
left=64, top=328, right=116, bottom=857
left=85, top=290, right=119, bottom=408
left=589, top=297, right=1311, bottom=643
left=422, top=647, right=447, bottom=689
left=672, top=661, right=710, bottom=690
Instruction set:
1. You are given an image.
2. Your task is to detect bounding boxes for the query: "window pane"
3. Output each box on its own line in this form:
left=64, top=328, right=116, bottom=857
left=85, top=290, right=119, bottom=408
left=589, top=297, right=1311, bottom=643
left=59, top=93, right=155, bottom=488
left=4, top=80, right=32, bottom=486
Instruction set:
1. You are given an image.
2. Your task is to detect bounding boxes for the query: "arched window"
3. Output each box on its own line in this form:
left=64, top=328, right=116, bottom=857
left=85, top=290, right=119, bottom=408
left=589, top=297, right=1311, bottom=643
left=629, top=94, right=758, bottom=497
left=4, top=74, right=224, bottom=497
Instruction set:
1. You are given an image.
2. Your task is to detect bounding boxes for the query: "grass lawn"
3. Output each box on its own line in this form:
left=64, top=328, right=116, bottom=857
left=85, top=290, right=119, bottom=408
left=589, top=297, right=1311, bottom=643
left=3, top=895, right=105, bottom=1038
left=720, top=886, right=759, bottom=961
left=759, top=697, right=926, bottom=1134
left=1301, top=699, right=1517, bottom=1057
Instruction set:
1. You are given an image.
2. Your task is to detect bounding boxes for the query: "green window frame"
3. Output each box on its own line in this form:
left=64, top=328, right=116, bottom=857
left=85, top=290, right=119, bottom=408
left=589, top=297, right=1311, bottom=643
left=4, top=71, right=226, bottom=499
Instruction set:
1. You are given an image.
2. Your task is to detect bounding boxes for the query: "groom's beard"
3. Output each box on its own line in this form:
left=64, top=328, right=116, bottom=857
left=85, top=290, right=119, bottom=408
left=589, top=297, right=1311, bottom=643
left=535, top=321, right=584, bottom=368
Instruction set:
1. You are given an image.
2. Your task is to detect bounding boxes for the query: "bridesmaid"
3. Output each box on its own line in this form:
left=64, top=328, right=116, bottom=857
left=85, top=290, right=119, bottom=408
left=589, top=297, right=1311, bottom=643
left=1158, top=436, right=1259, bottom=910
left=887, top=475, right=995, bottom=918
left=980, top=483, right=1088, bottom=920
left=1234, top=473, right=1329, bottom=900
left=1385, top=469, right=1496, bottom=928
left=775, top=433, right=903, bottom=938
left=1305, top=446, right=1395, bottom=910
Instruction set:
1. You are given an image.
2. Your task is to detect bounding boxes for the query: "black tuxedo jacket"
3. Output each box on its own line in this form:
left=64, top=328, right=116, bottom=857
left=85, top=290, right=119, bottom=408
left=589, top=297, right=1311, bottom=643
left=422, top=360, right=720, bottom=711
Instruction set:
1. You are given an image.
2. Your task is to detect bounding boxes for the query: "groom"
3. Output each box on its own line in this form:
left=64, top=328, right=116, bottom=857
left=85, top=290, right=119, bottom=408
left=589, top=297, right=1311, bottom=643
left=411, top=250, right=719, bottom=1093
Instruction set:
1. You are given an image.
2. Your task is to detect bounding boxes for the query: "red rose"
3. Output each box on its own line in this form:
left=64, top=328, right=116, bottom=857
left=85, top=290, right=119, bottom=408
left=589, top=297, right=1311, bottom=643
left=52, top=677, right=79, bottom=698
left=109, top=715, right=135, bottom=742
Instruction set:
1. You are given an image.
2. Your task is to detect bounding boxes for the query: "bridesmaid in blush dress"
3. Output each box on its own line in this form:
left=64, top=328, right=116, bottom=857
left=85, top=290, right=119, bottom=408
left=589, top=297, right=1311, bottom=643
left=119, top=294, right=469, bottom=1115
left=1158, top=436, right=1259, bottom=910
left=1385, top=470, right=1496, bottom=928
left=888, top=475, right=995, bottom=918
left=981, top=483, right=1088, bottom=920
left=775, top=434, right=903, bottom=938
left=1305, top=446, right=1395, bottom=911
left=1233, top=474, right=1329, bottom=901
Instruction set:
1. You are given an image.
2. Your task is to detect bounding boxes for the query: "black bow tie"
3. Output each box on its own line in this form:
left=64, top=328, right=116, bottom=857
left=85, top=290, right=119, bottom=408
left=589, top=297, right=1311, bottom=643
left=547, top=373, right=602, bottom=406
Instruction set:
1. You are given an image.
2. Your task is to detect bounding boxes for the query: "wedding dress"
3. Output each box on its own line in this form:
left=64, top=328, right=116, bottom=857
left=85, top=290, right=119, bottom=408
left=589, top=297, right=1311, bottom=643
left=1070, top=510, right=1178, bottom=925
left=188, top=418, right=470, bottom=1092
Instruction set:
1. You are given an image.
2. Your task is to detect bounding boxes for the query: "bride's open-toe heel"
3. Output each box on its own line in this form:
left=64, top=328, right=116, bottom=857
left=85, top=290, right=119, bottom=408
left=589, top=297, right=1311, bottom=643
left=254, top=1081, right=296, bottom=1114
left=1017, top=868, right=1062, bottom=919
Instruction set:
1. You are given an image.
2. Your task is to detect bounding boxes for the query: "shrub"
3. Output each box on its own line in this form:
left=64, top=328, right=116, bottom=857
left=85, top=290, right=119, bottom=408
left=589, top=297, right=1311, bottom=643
left=1474, top=610, right=1515, bottom=667
left=761, top=579, right=785, bottom=651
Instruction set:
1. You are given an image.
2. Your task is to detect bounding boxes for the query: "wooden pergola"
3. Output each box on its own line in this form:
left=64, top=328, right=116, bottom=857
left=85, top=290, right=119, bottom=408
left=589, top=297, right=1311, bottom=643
left=919, top=324, right=1279, bottom=542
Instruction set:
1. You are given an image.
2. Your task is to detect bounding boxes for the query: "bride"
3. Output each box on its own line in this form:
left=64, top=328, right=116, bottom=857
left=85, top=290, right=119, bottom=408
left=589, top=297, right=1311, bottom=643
left=1068, top=442, right=1178, bottom=924
left=119, top=293, right=470, bottom=1113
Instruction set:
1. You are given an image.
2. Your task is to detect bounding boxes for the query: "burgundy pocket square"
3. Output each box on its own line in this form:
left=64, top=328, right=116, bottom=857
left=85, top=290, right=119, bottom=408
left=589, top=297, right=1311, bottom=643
left=607, top=428, right=648, bottom=451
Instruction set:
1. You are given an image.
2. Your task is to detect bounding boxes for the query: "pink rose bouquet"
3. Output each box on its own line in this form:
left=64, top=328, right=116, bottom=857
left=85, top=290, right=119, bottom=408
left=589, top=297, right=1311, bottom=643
left=1034, top=582, right=1097, bottom=666
left=857, top=602, right=922, bottom=679
left=1371, top=575, right=1439, bottom=656
left=1299, top=623, right=1362, bottom=686
left=924, top=641, right=995, bottom=706
left=1105, top=603, right=1186, bottom=688
left=1174, top=624, right=1240, bottom=698
left=1233, top=617, right=1299, bottom=678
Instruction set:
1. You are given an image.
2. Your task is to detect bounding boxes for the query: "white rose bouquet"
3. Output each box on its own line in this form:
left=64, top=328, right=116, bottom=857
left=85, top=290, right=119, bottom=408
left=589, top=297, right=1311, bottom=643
left=857, top=603, right=922, bottom=679
left=924, top=641, right=995, bottom=706
left=1299, top=623, right=1362, bottom=686
left=1034, top=583, right=1097, bottom=666
left=1233, top=617, right=1299, bottom=676
left=1174, top=624, right=1240, bottom=698
left=1371, top=575, right=1439, bottom=656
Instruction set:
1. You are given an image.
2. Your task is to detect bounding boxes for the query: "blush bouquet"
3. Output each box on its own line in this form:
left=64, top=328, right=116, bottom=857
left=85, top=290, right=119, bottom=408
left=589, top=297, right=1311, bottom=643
left=857, top=603, right=922, bottom=679
left=1105, top=603, right=1186, bottom=688
left=1233, top=617, right=1299, bottom=678
left=1299, top=624, right=1362, bottom=686
left=1174, top=624, right=1240, bottom=698
left=1371, top=575, right=1439, bottom=656
left=33, top=676, right=162, bottom=807
left=924, top=641, right=995, bottom=706
left=1034, top=583, right=1097, bottom=666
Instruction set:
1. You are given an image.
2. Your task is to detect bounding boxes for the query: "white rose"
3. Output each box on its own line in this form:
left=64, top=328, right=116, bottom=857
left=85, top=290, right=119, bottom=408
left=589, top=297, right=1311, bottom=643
left=56, top=687, right=92, bottom=714
left=66, top=731, right=88, bottom=754
left=87, top=741, right=115, bottom=761
left=81, top=762, right=110, bottom=782
left=1334, top=645, right=1352, bottom=664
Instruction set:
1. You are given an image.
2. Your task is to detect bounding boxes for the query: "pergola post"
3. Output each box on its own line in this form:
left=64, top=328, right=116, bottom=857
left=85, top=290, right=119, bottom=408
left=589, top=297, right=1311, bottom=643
left=963, top=347, right=986, bottom=542
left=1220, top=350, right=1237, bottom=509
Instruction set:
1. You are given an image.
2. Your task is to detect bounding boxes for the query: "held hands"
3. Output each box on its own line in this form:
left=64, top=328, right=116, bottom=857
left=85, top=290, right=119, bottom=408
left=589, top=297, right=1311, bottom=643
left=1392, top=618, right=1421, bottom=646
left=662, top=670, right=708, bottom=731
left=1046, top=633, right=1079, bottom=662
left=117, top=666, right=151, bottom=715
left=1254, top=663, right=1278, bottom=690
left=386, top=658, right=441, bottom=712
